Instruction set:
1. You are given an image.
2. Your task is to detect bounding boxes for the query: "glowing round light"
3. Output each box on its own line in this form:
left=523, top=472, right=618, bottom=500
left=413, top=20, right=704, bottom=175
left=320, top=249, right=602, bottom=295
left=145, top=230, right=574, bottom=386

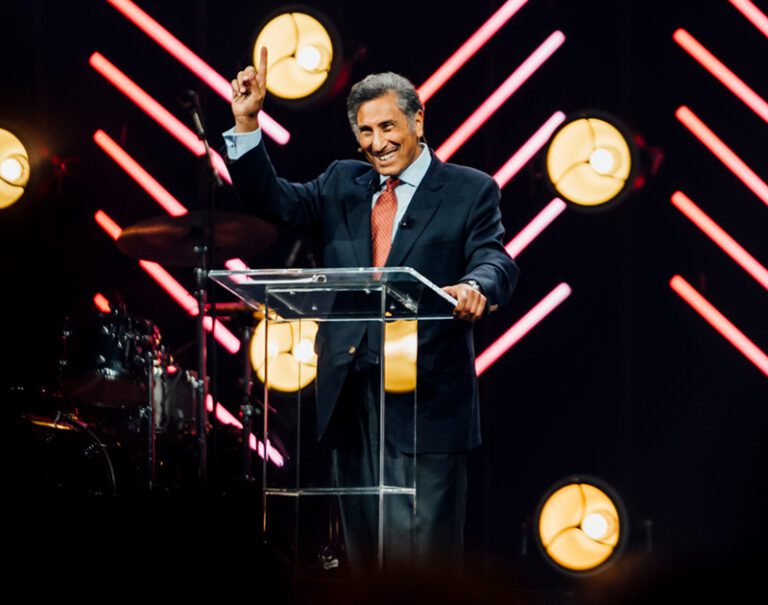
left=0, top=128, right=30, bottom=209
left=296, top=45, right=322, bottom=71
left=588, top=148, right=616, bottom=175
left=1, top=157, right=24, bottom=182
left=292, top=338, right=315, bottom=363
left=251, top=319, right=318, bottom=392
left=537, top=477, right=627, bottom=575
left=545, top=113, right=636, bottom=208
left=254, top=11, right=335, bottom=100
left=581, top=511, right=612, bottom=540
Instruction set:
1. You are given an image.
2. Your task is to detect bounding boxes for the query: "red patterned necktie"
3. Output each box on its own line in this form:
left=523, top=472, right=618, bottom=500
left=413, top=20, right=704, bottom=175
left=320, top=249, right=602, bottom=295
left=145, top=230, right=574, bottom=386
left=371, top=177, right=400, bottom=267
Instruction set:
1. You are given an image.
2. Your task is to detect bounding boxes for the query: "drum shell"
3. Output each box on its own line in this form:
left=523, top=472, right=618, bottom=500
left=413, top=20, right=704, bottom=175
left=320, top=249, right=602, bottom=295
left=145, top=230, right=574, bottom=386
left=59, top=312, right=163, bottom=405
left=154, top=367, right=197, bottom=435
left=76, top=367, right=198, bottom=437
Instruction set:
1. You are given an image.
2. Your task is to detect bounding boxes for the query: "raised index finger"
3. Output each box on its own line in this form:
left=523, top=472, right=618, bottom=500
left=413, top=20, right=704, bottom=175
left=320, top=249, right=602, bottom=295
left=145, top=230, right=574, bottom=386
left=257, top=46, right=268, bottom=83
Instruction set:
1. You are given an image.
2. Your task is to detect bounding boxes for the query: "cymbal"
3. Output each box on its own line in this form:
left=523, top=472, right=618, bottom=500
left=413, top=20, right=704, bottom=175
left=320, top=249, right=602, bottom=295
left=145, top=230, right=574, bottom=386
left=116, top=211, right=277, bottom=266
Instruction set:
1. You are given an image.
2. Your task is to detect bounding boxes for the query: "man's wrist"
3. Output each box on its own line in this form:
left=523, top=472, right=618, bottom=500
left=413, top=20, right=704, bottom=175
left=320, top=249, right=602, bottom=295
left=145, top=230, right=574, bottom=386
left=234, top=115, right=260, bottom=133
left=462, top=279, right=484, bottom=295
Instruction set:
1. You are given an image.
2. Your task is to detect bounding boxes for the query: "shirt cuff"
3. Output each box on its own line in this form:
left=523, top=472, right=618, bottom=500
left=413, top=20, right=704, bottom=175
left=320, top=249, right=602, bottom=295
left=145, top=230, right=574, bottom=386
left=222, top=126, right=262, bottom=161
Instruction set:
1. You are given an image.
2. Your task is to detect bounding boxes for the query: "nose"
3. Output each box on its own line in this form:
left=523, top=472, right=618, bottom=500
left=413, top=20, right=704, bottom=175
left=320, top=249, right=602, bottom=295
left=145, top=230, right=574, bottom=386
left=372, top=129, right=387, bottom=152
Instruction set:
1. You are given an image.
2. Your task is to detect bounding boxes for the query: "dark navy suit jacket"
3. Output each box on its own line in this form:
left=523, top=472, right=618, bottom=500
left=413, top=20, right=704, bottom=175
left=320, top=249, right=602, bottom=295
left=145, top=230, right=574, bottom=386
left=229, top=142, right=519, bottom=453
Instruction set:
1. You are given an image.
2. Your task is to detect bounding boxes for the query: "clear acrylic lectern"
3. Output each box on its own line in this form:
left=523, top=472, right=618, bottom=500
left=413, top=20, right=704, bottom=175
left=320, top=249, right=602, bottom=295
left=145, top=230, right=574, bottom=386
left=209, top=267, right=455, bottom=571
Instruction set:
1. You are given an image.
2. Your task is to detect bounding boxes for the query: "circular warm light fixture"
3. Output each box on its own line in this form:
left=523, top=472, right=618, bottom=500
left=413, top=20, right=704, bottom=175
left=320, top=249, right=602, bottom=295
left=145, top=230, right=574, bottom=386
left=536, top=476, right=627, bottom=575
left=250, top=319, right=318, bottom=392
left=0, top=128, right=30, bottom=209
left=254, top=10, right=337, bottom=101
left=545, top=112, right=638, bottom=209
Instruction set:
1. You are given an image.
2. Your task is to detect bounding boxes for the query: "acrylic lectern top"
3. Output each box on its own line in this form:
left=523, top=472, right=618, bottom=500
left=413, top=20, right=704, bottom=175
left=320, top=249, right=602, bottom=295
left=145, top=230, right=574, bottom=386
left=208, top=267, right=457, bottom=321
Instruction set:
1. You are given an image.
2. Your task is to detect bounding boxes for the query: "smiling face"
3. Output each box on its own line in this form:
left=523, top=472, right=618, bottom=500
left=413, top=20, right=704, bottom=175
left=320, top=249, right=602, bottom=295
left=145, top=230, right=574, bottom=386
left=356, top=91, right=424, bottom=177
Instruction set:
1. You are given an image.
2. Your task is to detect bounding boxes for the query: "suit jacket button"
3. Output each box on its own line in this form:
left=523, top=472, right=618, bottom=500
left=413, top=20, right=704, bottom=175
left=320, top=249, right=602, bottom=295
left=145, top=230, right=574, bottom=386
left=348, top=346, right=356, bottom=355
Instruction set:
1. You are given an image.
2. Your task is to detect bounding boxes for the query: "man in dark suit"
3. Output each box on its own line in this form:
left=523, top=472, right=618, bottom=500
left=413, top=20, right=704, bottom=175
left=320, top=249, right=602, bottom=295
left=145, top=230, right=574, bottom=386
left=226, top=48, right=519, bottom=569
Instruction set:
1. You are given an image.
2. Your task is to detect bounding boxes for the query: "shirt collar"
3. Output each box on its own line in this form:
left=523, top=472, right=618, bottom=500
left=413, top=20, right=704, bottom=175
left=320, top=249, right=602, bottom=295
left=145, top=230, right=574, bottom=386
left=378, top=143, right=431, bottom=188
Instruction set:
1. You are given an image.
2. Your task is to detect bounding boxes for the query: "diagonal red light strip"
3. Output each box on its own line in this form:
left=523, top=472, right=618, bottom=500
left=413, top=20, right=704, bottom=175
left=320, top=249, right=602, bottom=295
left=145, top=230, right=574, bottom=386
left=676, top=106, right=768, bottom=207
left=205, top=394, right=284, bottom=466
left=93, top=209, right=241, bottom=353
left=436, top=31, right=566, bottom=161
left=493, top=111, right=566, bottom=188
left=418, top=0, right=530, bottom=103
left=671, top=191, right=768, bottom=291
left=89, top=52, right=232, bottom=184
left=476, top=282, right=572, bottom=375
left=93, top=293, right=111, bottom=313
left=94, top=209, right=123, bottom=240
left=104, top=0, right=289, bottom=144
left=94, top=130, right=187, bottom=216
left=670, top=275, right=768, bottom=377
left=224, top=258, right=253, bottom=285
left=138, top=259, right=201, bottom=316
left=730, top=0, right=768, bottom=38
left=505, top=198, right=567, bottom=258
left=673, top=29, right=768, bottom=124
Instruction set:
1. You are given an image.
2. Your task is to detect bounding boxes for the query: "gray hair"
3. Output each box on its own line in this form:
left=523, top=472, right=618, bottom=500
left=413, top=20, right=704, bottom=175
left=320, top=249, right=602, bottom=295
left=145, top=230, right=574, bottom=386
left=346, top=72, right=424, bottom=137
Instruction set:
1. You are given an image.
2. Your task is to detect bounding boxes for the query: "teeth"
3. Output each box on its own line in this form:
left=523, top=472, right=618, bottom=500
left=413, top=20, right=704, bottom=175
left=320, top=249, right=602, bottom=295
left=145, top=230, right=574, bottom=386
left=378, top=151, right=395, bottom=161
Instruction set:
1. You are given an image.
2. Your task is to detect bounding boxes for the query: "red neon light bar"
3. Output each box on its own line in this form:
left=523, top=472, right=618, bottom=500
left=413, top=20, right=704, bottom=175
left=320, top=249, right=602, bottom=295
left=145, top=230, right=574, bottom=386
left=89, top=52, right=232, bottom=184
left=505, top=198, right=567, bottom=258
left=673, top=29, right=768, bottom=124
left=676, top=106, right=768, bottom=207
left=205, top=395, right=284, bottom=466
left=94, top=130, right=187, bottom=217
left=671, top=191, right=768, bottom=291
left=105, top=0, right=289, bottom=145
left=94, top=210, right=240, bottom=353
left=418, top=0, right=530, bottom=103
left=436, top=31, right=566, bottom=161
left=730, top=0, right=768, bottom=38
left=670, top=275, right=768, bottom=377
left=93, top=293, right=111, bottom=313
left=224, top=258, right=251, bottom=285
left=138, top=259, right=201, bottom=316
left=94, top=209, right=123, bottom=240
left=476, top=282, right=572, bottom=375
left=493, top=111, right=566, bottom=188
left=202, top=316, right=243, bottom=353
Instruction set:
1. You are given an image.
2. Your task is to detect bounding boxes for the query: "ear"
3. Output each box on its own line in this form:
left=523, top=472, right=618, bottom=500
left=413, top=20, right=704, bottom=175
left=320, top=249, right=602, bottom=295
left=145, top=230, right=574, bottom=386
left=414, top=109, right=424, bottom=139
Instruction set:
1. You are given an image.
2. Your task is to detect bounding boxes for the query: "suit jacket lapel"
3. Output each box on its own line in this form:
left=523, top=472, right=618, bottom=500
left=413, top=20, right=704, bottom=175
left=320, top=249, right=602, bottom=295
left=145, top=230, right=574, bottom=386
left=385, top=151, right=445, bottom=268
left=345, top=171, right=376, bottom=267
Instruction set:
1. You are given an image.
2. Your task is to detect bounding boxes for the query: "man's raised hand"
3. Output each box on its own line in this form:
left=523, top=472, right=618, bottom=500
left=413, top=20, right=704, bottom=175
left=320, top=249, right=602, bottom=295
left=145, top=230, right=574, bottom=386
left=231, top=46, right=268, bottom=133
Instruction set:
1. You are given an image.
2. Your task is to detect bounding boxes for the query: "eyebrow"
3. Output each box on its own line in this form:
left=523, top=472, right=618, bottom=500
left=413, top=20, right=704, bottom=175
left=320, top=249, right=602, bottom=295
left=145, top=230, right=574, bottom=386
left=358, top=119, right=397, bottom=131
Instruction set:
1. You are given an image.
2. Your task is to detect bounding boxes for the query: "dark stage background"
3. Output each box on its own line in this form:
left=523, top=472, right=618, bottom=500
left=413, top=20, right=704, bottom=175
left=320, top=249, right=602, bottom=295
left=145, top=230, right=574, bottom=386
left=2, top=0, right=767, bottom=576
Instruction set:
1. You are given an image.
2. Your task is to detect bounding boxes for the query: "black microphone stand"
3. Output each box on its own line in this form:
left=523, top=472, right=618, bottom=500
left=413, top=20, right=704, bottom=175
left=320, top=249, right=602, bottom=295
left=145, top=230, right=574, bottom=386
left=180, top=89, right=225, bottom=488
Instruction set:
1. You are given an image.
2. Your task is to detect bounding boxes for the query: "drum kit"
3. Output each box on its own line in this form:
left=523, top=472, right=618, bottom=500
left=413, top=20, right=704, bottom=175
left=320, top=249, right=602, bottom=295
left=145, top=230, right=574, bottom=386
left=9, top=210, right=280, bottom=496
